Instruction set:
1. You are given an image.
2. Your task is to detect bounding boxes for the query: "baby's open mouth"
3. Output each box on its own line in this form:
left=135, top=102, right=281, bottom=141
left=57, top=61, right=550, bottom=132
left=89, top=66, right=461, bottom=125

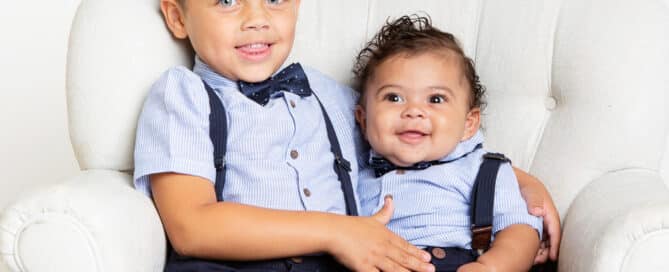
left=397, top=130, right=429, bottom=144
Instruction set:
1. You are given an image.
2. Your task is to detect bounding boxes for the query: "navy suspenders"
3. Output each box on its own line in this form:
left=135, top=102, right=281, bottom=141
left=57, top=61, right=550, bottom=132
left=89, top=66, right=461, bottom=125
left=202, top=81, right=358, bottom=216
left=470, top=152, right=511, bottom=252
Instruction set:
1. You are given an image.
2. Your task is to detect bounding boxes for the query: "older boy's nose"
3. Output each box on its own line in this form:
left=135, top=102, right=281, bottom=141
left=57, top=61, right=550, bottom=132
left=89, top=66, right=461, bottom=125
left=241, top=4, right=270, bottom=31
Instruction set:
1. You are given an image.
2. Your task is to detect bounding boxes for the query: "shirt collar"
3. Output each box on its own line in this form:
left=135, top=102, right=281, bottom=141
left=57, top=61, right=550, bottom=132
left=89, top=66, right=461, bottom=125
left=192, top=56, right=239, bottom=91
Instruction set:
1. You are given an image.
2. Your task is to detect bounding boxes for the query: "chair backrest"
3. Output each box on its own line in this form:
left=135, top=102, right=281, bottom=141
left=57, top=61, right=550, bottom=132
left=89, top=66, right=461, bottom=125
left=67, top=0, right=669, bottom=217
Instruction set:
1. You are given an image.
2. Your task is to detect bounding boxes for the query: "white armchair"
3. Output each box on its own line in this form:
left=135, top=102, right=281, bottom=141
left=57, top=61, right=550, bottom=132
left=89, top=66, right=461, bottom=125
left=2, top=0, right=668, bottom=271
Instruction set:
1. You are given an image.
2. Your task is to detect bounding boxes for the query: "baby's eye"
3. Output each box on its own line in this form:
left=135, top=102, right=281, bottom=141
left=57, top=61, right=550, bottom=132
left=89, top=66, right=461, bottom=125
left=266, top=0, right=284, bottom=4
left=219, top=0, right=238, bottom=7
left=429, top=95, right=446, bottom=104
left=384, top=93, right=404, bottom=103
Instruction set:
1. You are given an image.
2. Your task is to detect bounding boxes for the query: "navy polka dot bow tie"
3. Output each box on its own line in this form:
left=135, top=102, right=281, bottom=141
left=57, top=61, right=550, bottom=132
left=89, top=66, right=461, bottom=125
left=369, top=143, right=484, bottom=177
left=237, top=63, right=312, bottom=106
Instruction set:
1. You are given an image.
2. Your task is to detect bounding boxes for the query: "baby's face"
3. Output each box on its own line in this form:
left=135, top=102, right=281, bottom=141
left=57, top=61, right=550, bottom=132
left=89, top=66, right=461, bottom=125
left=356, top=52, right=480, bottom=167
left=166, top=0, right=300, bottom=82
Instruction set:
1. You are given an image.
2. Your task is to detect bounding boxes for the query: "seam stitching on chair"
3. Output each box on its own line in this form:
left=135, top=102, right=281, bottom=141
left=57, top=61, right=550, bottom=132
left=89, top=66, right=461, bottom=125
left=621, top=229, right=669, bottom=270
left=13, top=212, right=103, bottom=272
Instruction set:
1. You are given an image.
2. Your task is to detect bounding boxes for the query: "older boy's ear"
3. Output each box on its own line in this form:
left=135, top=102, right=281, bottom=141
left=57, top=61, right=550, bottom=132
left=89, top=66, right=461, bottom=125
left=160, top=0, right=188, bottom=39
left=462, top=108, right=481, bottom=141
left=354, top=105, right=367, bottom=133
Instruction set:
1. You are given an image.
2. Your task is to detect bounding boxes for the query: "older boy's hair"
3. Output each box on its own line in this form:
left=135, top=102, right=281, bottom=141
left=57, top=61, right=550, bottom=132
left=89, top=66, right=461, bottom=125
left=353, top=14, right=486, bottom=110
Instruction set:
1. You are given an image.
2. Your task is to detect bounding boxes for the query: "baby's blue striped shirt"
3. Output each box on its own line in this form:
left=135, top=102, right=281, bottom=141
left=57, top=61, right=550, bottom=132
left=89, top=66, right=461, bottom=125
left=358, top=132, right=543, bottom=249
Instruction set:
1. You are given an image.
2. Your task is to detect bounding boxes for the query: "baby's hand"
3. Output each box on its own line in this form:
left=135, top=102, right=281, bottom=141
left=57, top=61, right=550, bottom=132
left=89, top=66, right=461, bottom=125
left=457, top=261, right=493, bottom=272
left=328, top=197, right=435, bottom=272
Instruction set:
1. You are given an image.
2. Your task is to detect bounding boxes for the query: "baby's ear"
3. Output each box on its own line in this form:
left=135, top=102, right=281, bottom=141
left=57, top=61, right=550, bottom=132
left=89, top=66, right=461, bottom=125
left=160, top=0, right=189, bottom=39
left=354, top=105, right=367, bottom=135
left=462, top=107, right=481, bottom=140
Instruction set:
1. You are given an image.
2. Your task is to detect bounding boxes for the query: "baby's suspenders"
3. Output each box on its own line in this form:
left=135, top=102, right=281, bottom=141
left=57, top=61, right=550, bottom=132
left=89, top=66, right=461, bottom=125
left=427, top=152, right=512, bottom=272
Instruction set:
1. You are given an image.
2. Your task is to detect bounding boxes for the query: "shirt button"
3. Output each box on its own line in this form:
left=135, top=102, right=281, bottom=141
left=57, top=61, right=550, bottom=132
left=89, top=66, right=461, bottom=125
left=431, top=247, right=447, bottom=260
left=290, top=150, right=299, bottom=159
left=290, top=100, right=296, bottom=108
left=303, top=188, right=312, bottom=197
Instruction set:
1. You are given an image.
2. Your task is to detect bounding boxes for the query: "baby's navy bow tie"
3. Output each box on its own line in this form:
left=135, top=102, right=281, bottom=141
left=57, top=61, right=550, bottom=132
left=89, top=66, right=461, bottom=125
left=369, top=157, right=443, bottom=178
left=369, top=143, right=484, bottom=178
left=237, top=63, right=312, bottom=106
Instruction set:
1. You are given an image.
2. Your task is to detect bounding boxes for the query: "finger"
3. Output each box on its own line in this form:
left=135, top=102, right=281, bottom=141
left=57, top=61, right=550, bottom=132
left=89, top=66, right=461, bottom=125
left=521, top=188, right=545, bottom=216
left=371, top=195, right=395, bottom=224
left=388, top=234, right=431, bottom=262
left=544, top=204, right=561, bottom=261
left=533, top=248, right=549, bottom=264
left=386, top=245, right=432, bottom=272
left=376, top=258, right=410, bottom=272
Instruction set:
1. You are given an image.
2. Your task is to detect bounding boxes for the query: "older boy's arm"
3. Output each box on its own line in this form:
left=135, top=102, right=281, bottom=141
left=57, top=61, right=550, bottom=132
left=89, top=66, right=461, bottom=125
left=458, top=224, right=540, bottom=272
left=150, top=173, right=434, bottom=272
left=513, top=167, right=561, bottom=263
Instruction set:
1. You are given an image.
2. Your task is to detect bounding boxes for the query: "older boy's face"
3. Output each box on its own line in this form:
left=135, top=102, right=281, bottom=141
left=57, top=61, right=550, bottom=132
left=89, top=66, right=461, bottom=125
left=171, top=0, right=300, bottom=82
left=356, top=52, right=480, bottom=167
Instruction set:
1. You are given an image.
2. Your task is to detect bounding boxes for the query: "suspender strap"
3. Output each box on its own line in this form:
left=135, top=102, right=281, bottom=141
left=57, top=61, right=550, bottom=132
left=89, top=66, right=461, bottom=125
left=203, top=81, right=228, bottom=202
left=314, top=95, right=358, bottom=216
left=202, top=81, right=357, bottom=216
left=470, top=152, right=510, bottom=252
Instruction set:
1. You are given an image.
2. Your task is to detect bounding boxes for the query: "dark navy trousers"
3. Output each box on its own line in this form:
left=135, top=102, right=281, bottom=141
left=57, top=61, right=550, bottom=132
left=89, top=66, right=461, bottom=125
left=165, top=251, right=348, bottom=272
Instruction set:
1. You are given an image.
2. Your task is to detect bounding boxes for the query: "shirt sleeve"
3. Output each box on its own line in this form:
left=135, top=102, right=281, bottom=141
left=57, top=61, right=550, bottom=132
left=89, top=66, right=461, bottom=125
left=491, top=163, right=543, bottom=240
left=133, top=66, right=217, bottom=198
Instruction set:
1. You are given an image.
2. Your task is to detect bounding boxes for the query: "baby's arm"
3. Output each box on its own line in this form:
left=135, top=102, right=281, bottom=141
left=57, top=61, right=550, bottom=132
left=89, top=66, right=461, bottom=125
left=151, top=172, right=434, bottom=272
left=458, top=162, right=542, bottom=271
left=458, top=225, right=539, bottom=272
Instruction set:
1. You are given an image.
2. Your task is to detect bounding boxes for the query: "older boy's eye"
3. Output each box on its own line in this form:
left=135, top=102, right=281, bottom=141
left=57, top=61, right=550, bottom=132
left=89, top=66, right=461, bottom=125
left=266, top=0, right=285, bottom=4
left=384, top=93, right=404, bottom=103
left=219, top=0, right=238, bottom=7
left=429, top=95, right=446, bottom=104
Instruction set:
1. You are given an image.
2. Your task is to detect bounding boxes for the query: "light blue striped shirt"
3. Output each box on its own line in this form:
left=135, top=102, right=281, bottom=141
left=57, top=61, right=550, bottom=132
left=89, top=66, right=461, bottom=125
left=134, top=57, right=361, bottom=214
left=358, top=132, right=542, bottom=249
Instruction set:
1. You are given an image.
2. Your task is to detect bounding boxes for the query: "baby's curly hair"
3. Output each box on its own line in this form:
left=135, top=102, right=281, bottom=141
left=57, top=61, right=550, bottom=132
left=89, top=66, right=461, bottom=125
left=353, top=14, right=485, bottom=110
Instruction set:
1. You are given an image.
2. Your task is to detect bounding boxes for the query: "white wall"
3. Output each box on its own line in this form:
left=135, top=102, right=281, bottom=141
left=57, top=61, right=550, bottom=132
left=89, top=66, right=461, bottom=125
left=0, top=1, right=81, bottom=210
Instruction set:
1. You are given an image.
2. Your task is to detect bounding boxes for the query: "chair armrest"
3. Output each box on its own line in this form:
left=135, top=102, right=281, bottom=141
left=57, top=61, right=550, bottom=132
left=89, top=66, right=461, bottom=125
left=0, top=170, right=165, bottom=272
left=559, top=169, right=669, bottom=272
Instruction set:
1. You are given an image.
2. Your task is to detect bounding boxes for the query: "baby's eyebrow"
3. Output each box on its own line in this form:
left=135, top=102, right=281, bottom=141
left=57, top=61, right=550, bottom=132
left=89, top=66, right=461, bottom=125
left=427, top=86, right=455, bottom=96
left=375, top=84, right=404, bottom=95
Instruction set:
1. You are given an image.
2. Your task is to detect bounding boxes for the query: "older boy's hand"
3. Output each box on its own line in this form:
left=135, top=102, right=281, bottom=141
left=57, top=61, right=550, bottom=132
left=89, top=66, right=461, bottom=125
left=515, top=169, right=561, bottom=264
left=328, top=197, right=435, bottom=272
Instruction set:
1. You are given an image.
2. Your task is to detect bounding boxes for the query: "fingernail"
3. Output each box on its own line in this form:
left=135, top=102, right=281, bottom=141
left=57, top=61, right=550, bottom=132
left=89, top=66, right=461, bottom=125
left=532, top=207, right=543, bottom=215
left=384, top=194, right=393, bottom=200
left=423, top=252, right=431, bottom=261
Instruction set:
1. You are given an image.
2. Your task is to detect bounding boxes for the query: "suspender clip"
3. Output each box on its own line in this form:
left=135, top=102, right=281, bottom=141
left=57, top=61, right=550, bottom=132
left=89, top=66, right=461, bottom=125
left=335, top=155, right=351, bottom=172
left=471, top=225, right=493, bottom=252
left=482, top=153, right=510, bottom=163
left=214, top=157, right=226, bottom=170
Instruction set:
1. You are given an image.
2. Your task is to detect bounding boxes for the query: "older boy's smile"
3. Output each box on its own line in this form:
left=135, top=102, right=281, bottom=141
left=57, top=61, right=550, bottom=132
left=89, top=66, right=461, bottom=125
left=235, top=42, right=274, bottom=62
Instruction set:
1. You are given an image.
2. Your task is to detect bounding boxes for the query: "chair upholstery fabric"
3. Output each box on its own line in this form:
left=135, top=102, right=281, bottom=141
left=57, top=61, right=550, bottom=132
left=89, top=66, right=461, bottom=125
left=2, top=0, right=669, bottom=271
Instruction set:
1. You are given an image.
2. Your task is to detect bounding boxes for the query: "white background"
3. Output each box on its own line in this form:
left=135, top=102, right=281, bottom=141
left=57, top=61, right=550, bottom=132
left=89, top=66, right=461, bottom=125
left=0, top=1, right=81, bottom=210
